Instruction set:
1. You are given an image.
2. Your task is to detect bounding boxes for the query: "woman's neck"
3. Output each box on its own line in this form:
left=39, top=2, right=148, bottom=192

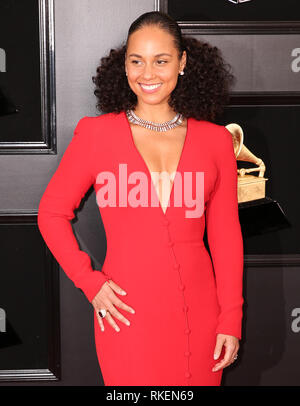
left=132, top=104, right=178, bottom=123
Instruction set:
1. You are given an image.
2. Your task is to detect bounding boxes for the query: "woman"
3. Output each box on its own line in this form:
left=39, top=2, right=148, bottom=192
left=38, top=11, right=244, bottom=386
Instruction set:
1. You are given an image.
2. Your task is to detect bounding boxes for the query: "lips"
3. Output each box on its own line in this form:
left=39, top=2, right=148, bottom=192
left=139, top=83, right=162, bottom=94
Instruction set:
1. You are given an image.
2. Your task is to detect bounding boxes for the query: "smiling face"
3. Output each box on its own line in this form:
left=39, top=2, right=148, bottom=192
left=125, top=25, right=186, bottom=108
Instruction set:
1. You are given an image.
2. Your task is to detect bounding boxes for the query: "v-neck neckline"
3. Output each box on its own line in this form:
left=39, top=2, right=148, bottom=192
left=122, top=110, right=190, bottom=218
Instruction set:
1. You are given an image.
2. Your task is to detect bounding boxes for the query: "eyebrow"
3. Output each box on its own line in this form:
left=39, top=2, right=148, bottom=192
left=128, top=53, right=172, bottom=58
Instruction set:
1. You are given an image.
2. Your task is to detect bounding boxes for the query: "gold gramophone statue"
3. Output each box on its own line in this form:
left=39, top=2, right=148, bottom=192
left=225, top=123, right=268, bottom=203
left=225, top=123, right=290, bottom=237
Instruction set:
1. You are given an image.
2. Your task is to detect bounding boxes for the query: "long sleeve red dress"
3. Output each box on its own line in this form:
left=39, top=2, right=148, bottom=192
left=37, top=110, right=244, bottom=386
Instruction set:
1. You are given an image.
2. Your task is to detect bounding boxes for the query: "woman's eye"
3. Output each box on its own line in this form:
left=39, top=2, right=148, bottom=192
left=131, top=60, right=167, bottom=65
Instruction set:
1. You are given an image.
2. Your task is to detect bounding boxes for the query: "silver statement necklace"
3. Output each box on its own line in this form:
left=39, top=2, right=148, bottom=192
left=126, top=109, right=184, bottom=132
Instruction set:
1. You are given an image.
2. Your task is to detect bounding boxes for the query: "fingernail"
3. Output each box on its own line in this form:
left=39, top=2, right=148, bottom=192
left=121, top=291, right=127, bottom=295
left=214, top=354, right=218, bottom=360
left=131, top=309, right=135, bottom=314
left=115, top=327, right=120, bottom=332
left=126, top=321, right=130, bottom=326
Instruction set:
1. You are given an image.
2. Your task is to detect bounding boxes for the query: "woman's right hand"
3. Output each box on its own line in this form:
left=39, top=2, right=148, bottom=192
left=92, top=280, right=135, bottom=332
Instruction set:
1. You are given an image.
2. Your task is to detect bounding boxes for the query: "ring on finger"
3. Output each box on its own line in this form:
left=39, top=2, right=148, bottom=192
left=99, top=309, right=109, bottom=318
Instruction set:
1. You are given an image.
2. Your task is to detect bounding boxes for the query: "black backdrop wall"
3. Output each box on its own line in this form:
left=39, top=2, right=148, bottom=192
left=0, top=0, right=300, bottom=386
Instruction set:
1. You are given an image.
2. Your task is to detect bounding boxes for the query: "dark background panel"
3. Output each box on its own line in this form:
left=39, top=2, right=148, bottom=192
left=191, top=34, right=300, bottom=93
left=0, top=0, right=299, bottom=387
left=167, top=0, right=300, bottom=22
left=222, top=265, right=300, bottom=386
left=217, top=105, right=299, bottom=254
left=0, top=0, right=42, bottom=142
left=0, top=222, right=49, bottom=370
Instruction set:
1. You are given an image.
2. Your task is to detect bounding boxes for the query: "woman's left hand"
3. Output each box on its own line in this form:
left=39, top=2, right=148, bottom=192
left=212, top=333, right=239, bottom=372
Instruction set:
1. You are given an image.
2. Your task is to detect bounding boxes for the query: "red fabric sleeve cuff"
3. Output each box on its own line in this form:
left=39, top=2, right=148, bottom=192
left=77, top=270, right=112, bottom=304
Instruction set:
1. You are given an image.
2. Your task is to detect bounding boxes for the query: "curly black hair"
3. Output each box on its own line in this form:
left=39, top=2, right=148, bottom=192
left=92, top=11, right=235, bottom=122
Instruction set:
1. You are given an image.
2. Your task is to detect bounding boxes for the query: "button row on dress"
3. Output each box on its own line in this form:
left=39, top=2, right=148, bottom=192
left=162, top=222, right=191, bottom=382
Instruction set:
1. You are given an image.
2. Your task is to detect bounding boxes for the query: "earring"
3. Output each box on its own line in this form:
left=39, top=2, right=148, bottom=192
left=179, top=71, right=184, bottom=76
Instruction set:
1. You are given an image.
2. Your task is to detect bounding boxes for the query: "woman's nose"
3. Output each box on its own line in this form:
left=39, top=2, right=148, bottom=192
left=141, top=63, right=155, bottom=79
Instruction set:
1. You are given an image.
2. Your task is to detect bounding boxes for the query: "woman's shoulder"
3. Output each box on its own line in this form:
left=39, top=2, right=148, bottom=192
left=191, top=118, right=230, bottom=142
left=72, top=112, right=125, bottom=152
left=76, top=111, right=122, bottom=129
left=73, top=112, right=124, bottom=147
left=191, top=118, right=234, bottom=161
left=191, top=117, right=226, bottom=131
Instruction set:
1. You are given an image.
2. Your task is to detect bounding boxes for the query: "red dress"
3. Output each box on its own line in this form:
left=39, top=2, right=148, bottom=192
left=37, top=110, right=244, bottom=386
